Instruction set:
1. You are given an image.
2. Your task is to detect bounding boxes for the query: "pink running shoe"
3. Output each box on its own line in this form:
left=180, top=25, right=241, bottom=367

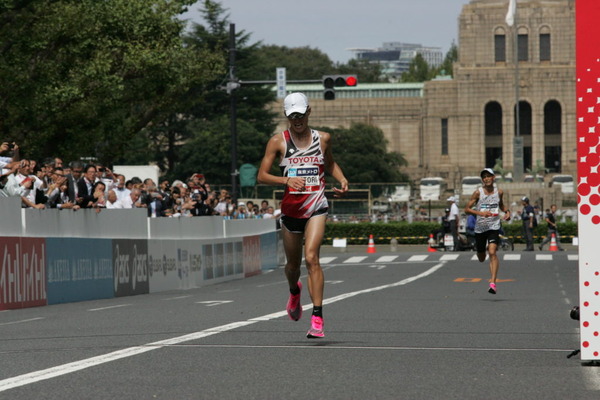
left=488, top=282, right=497, bottom=295
left=306, top=315, right=325, bottom=338
left=286, top=281, right=302, bottom=321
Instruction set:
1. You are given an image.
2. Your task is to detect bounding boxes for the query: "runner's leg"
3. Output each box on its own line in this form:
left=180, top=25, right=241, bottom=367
left=488, top=242, right=499, bottom=283
left=282, top=225, right=303, bottom=291
left=303, top=214, right=327, bottom=306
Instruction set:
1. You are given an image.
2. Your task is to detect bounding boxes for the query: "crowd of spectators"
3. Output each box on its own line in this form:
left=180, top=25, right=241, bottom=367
left=0, top=142, right=280, bottom=219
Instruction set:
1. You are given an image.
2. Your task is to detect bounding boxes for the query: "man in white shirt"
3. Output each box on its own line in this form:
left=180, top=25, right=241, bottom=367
left=120, top=188, right=142, bottom=209
left=447, top=196, right=460, bottom=251
left=113, top=174, right=130, bottom=201
left=106, top=190, right=124, bottom=209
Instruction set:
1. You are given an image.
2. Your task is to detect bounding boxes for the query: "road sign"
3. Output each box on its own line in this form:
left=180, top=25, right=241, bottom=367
left=276, top=67, right=286, bottom=99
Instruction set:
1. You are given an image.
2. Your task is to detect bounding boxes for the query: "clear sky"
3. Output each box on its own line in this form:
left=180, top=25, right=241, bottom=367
left=180, top=0, right=469, bottom=63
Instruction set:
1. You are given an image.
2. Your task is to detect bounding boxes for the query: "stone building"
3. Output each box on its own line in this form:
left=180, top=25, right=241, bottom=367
left=271, top=0, right=576, bottom=192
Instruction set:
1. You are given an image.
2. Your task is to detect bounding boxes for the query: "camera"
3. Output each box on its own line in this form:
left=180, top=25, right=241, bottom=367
left=7, top=143, right=15, bottom=150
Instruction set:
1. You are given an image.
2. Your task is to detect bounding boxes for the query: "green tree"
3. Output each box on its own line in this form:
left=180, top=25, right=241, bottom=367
left=335, top=58, right=385, bottom=83
left=318, top=123, right=408, bottom=183
left=401, top=53, right=435, bottom=83
left=249, top=45, right=384, bottom=83
left=250, top=45, right=335, bottom=80
left=0, top=0, right=223, bottom=164
left=436, top=42, right=458, bottom=77
left=131, top=0, right=276, bottom=183
left=168, top=116, right=271, bottom=184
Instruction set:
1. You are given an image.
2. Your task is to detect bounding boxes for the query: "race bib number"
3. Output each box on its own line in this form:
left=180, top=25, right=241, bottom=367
left=288, top=166, right=320, bottom=194
left=480, top=203, right=499, bottom=216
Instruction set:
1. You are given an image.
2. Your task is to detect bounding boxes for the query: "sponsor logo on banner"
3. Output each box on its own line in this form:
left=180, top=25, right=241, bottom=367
left=260, top=232, right=278, bottom=270
left=214, top=243, right=224, bottom=278
left=46, top=238, right=113, bottom=305
left=203, top=244, right=213, bottom=280
left=177, top=248, right=189, bottom=281
left=190, top=250, right=201, bottom=274
left=243, top=236, right=261, bottom=277
left=234, top=241, right=243, bottom=275
left=113, top=240, right=149, bottom=297
left=1, top=237, right=47, bottom=310
left=224, top=242, right=234, bottom=276
left=148, top=253, right=176, bottom=278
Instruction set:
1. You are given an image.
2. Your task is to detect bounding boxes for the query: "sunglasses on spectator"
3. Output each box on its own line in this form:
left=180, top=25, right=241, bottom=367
left=287, top=112, right=306, bottom=120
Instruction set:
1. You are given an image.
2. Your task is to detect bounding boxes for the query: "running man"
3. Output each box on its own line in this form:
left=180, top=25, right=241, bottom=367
left=257, top=92, right=348, bottom=338
left=464, top=168, right=511, bottom=294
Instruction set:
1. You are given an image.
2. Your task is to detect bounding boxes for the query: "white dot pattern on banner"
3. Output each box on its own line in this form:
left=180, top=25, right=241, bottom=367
left=577, top=56, right=600, bottom=358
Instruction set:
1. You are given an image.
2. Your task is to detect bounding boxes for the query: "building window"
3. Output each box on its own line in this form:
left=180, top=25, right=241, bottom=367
left=518, top=34, right=529, bottom=61
left=484, top=102, right=502, bottom=168
left=485, top=102, right=503, bottom=136
left=486, top=147, right=502, bottom=170
left=514, top=101, right=532, bottom=135
left=441, top=118, right=448, bottom=155
left=544, top=100, right=562, bottom=172
left=540, top=33, right=551, bottom=61
left=495, top=34, right=506, bottom=62
left=544, top=100, right=561, bottom=135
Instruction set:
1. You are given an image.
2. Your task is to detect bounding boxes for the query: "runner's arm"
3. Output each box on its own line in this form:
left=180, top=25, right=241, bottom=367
left=498, top=189, right=511, bottom=220
left=321, top=132, right=348, bottom=197
left=257, top=134, right=304, bottom=191
left=464, top=190, right=486, bottom=217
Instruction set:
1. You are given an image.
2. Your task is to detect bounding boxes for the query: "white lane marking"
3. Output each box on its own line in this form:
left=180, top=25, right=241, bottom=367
left=0, top=320, right=256, bottom=393
left=165, top=343, right=575, bottom=353
left=88, top=304, right=131, bottom=312
left=504, top=254, right=521, bottom=261
left=439, top=254, right=459, bottom=261
left=319, top=257, right=337, bottom=264
left=536, top=254, right=553, bottom=261
left=369, top=265, right=386, bottom=270
left=344, top=256, right=368, bottom=263
left=0, top=262, right=445, bottom=392
left=568, top=254, right=579, bottom=261
left=196, top=301, right=233, bottom=307
left=164, top=295, right=193, bottom=301
left=471, top=254, right=481, bottom=261
left=408, top=255, right=428, bottom=262
left=0, top=318, right=44, bottom=327
left=376, top=256, right=398, bottom=263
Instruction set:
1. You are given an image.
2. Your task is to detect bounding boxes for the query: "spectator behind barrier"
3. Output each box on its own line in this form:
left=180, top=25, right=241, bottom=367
left=1, top=147, right=283, bottom=220
left=76, top=164, right=97, bottom=208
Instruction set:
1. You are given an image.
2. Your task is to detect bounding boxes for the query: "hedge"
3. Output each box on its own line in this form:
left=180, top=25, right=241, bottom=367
left=323, top=221, right=578, bottom=245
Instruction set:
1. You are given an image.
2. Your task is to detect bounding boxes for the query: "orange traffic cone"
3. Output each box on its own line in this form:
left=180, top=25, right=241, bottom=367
left=427, top=233, right=437, bottom=252
left=367, top=234, right=377, bottom=253
left=549, top=233, right=559, bottom=251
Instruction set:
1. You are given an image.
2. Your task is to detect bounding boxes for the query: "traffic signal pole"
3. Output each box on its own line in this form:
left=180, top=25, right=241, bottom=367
left=229, top=24, right=238, bottom=200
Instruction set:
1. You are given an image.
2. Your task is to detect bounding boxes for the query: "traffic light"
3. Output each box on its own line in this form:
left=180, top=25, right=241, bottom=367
left=322, top=74, right=358, bottom=100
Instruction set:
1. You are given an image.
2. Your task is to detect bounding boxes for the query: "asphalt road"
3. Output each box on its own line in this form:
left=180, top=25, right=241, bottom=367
left=0, top=247, right=597, bottom=400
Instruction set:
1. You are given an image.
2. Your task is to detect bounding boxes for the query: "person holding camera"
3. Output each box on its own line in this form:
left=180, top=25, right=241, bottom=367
left=15, top=159, right=45, bottom=209
left=0, top=160, right=27, bottom=198
left=0, top=142, right=19, bottom=166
